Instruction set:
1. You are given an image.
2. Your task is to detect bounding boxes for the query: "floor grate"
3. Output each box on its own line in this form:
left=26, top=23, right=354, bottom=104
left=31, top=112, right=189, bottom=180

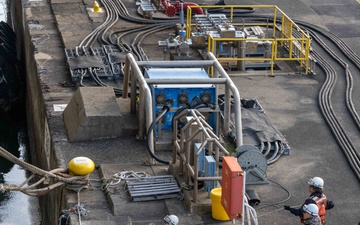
left=125, top=175, right=181, bottom=202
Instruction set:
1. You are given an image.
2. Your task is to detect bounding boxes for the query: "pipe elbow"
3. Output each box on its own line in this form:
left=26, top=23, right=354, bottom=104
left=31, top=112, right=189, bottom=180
left=183, top=2, right=204, bottom=14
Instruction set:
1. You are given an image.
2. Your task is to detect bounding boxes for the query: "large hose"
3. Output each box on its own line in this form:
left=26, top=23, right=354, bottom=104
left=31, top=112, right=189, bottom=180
left=171, top=96, right=203, bottom=133
left=146, top=99, right=174, bottom=164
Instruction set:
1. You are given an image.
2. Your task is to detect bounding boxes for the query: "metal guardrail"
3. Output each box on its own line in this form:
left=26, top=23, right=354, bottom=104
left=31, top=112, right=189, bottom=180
left=186, top=5, right=311, bottom=75
left=172, top=109, right=229, bottom=203
left=123, top=52, right=243, bottom=164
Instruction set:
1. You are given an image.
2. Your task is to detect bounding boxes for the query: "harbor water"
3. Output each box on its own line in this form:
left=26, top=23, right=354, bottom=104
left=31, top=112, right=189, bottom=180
left=0, top=113, right=40, bottom=225
left=1, top=0, right=41, bottom=224
left=0, top=0, right=5, bottom=21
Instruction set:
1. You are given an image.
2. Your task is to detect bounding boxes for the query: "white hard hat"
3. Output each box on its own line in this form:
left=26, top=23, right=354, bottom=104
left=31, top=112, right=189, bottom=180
left=308, top=177, right=324, bottom=189
left=164, top=214, right=179, bottom=225
left=303, top=203, right=319, bottom=216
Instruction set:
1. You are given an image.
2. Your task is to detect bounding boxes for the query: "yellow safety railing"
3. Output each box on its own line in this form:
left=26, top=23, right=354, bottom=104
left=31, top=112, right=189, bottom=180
left=186, top=5, right=311, bottom=75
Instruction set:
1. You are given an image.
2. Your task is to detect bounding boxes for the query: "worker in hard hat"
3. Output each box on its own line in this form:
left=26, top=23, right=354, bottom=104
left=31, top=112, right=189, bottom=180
left=163, top=214, right=179, bottom=225
left=284, top=177, right=334, bottom=224
left=302, top=203, right=322, bottom=225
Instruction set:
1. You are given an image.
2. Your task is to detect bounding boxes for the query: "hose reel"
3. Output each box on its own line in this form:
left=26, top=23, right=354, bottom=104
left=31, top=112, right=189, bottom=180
left=234, top=144, right=269, bottom=185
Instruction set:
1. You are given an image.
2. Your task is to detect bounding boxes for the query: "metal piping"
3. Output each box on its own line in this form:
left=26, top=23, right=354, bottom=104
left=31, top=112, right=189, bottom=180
left=180, top=2, right=204, bottom=15
left=123, top=53, right=154, bottom=163
left=136, top=60, right=215, bottom=67
left=144, top=78, right=227, bottom=84
left=206, top=52, right=243, bottom=146
left=180, top=3, right=184, bottom=25
left=122, top=55, right=130, bottom=99
left=123, top=52, right=243, bottom=165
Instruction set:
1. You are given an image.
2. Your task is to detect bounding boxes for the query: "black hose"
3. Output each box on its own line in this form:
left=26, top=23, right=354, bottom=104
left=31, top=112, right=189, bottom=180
left=171, top=96, right=203, bottom=132
left=172, top=106, right=189, bottom=130
left=146, top=99, right=174, bottom=165
left=205, top=7, right=255, bottom=14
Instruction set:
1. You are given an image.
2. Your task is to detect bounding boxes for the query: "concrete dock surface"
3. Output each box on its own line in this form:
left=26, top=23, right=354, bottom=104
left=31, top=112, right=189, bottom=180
left=19, top=0, right=360, bottom=224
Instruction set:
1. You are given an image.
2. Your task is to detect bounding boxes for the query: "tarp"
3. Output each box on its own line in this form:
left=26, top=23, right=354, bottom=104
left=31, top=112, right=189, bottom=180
left=240, top=106, right=287, bottom=146
left=226, top=98, right=289, bottom=151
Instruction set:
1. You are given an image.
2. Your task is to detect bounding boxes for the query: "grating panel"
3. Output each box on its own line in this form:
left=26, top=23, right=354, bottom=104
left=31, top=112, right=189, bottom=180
left=125, top=175, right=181, bottom=201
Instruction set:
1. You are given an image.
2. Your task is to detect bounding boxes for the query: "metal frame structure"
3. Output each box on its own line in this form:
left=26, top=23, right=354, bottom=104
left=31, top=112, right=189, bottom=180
left=172, top=109, right=229, bottom=202
left=123, top=52, right=243, bottom=164
left=186, top=5, right=311, bottom=75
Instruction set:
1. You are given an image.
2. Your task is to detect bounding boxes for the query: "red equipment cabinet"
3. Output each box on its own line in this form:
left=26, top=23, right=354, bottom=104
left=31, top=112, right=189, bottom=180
left=160, top=0, right=204, bottom=17
left=221, top=156, right=244, bottom=220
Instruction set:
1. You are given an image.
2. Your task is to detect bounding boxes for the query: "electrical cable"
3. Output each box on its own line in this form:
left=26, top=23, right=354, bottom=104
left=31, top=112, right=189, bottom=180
left=259, top=142, right=264, bottom=154
left=206, top=7, right=255, bottom=14
left=231, top=14, right=360, bottom=178
left=267, top=142, right=285, bottom=165
left=146, top=99, right=174, bottom=165
left=266, top=141, right=279, bottom=162
left=262, top=141, right=271, bottom=157
left=171, top=96, right=204, bottom=133
left=255, top=177, right=292, bottom=210
left=221, top=94, right=285, bottom=164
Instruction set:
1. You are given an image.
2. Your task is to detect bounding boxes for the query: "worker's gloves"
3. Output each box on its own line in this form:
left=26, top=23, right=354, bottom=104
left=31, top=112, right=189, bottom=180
left=284, top=205, right=291, bottom=210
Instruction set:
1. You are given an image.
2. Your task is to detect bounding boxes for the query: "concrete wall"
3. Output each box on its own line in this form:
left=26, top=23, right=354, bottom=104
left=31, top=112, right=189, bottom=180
left=11, top=0, right=66, bottom=224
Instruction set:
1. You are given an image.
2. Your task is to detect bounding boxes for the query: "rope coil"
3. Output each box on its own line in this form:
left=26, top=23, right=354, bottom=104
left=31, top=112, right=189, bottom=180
left=101, top=170, right=151, bottom=191
left=0, top=183, right=5, bottom=193
left=0, top=146, right=90, bottom=196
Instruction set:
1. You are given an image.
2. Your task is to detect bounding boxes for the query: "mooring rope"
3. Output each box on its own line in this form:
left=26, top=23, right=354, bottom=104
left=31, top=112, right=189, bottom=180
left=0, top=146, right=89, bottom=196
left=101, top=170, right=151, bottom=192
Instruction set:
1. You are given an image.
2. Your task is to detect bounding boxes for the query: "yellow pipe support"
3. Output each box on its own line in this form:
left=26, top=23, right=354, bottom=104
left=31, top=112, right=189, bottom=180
left=187, top=5, right=311, bottom=75
left=273, top=7, right=277, bottom=38
left=289, top=23, right=293, bottom=59
left=186, top=6, right=191, bottom=39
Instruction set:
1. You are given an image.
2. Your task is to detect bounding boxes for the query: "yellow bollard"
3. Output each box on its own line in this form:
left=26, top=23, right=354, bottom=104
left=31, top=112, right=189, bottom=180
left=210, top=187, right=230, bottom=221
left=68, top=156, right=95, bottom=176
left=93, top=1, right=101, bottom=12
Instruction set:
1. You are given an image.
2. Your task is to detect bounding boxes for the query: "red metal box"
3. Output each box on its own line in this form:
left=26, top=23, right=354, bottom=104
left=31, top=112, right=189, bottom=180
left=221, top=156, right=244, bottom=220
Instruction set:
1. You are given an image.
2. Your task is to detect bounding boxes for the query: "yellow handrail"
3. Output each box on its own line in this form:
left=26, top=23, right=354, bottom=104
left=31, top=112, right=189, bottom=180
left=185, top=5, right=311, bottom=75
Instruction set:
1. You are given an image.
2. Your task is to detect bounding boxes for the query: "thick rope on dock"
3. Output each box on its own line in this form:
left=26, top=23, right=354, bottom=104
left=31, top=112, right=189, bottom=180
left=0, top=146, right=89, bottom=196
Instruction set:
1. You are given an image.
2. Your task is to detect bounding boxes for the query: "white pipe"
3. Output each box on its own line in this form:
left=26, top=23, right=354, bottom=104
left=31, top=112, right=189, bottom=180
left=123, top=52, right=243, bottom=164
left=136, top=60, right=215, bottom=67
left=124, top=53, right=154, bottom=163
left=206, top=52, right=243, bottom=146
left=144, top=78, right=227, bottom=84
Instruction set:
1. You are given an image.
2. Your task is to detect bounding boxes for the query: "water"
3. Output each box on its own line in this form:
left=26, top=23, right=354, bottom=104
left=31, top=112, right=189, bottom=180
left=0, top=0, right=5, bottom=22
left=1, top=0, right=41, bottom=224
left=0, top=110, right=41, bottom=225
left=0, top=114, right=37, bottom=225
